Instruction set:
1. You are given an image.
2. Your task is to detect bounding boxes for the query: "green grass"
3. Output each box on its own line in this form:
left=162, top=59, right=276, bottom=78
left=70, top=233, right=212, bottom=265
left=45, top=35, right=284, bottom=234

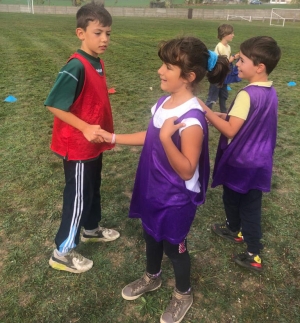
left=0, top=13, right=300, bottom=323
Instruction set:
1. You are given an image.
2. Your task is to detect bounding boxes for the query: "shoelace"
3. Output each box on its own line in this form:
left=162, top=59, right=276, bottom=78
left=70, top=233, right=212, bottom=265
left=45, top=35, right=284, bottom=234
left=166, top=297, right=183, bottom=317
left=132, top=277, right=150, bottom=292
left=133, top=275, right=158, bottom=294
left=69, top=250, right=84, bottom=262
left=98, top=226, right=112, bottom=234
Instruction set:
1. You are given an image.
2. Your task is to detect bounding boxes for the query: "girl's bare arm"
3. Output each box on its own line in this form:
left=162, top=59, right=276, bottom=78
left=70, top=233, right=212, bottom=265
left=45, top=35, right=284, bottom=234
left=160, top=117, right=203, bottom=181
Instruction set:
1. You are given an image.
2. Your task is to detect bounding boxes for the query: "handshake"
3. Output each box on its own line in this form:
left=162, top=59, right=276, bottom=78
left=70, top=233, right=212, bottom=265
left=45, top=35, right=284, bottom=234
left=82, top=124, right=113, bottom=144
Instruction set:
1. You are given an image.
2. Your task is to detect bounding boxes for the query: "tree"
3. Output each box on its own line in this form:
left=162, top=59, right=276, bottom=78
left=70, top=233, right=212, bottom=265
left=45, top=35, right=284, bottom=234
left=291, top=0, right=300, bottom=8
left=165, top=0, right=174, bottom=7
left=71, top=0, right=83, bottom=6
left=71, top=0, right=105, bottom=7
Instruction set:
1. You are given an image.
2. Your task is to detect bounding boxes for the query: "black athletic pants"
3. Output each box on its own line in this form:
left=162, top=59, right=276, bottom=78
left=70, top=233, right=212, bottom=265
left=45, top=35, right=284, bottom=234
left=143, top=230, right=191, bottom=293
left=223, top=185, right=263, bottom=254
left=55, top=155, right=103, bottom=253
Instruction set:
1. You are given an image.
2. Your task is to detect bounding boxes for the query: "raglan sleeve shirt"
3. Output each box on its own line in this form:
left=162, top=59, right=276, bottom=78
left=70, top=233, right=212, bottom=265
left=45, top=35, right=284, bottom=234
left=229, top=82, right=273, bottom=121
left=228, top=90, right=251, bottom=121
left=44, top=59, right=84, bottom=111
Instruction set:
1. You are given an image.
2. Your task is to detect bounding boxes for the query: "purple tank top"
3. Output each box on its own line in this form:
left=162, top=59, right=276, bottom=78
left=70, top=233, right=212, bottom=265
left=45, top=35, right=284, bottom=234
left=129, top=96, right=210, bottom=244
left=212, top=85, right=278, bottom=193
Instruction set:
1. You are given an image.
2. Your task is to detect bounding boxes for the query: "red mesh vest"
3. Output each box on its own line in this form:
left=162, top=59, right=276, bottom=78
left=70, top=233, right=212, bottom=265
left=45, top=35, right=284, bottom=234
left=50, top=53, right=114, bottom=160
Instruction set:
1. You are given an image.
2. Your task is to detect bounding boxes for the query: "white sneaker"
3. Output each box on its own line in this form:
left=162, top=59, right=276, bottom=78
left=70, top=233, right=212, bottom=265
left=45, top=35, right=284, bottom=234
left=49, top=249, right=93, bottom=273
left=81, top=226, right=120, bottom=242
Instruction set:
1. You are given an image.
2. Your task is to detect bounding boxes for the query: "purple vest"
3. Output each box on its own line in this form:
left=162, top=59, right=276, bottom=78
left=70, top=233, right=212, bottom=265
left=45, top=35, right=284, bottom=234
left=212, top=85, right=278, bottom=193
left=129, top=96, right=210, bottom=244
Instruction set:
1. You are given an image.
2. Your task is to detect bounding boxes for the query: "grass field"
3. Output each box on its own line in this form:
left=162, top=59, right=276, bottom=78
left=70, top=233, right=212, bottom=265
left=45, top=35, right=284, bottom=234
left=0, top=12, right=299, bottom=323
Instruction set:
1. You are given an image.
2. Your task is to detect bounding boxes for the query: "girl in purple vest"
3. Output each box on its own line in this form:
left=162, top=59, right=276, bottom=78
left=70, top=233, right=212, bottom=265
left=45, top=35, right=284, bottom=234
left=200, top=36, right=281, bottom=273
left=96, top=36, right=229, bottom=323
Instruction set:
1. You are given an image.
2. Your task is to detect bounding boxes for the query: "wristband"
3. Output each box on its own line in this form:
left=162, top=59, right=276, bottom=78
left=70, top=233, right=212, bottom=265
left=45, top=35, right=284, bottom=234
left=111, top=133, right=116, bottom=144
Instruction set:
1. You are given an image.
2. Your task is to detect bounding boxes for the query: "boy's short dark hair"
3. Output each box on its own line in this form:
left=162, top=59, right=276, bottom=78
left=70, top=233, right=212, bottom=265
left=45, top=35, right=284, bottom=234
left=76, top=2, right=112, bottom=29
left=240, top=36, right=281, bottom=75
left=217, top=24, right=234, bottom=40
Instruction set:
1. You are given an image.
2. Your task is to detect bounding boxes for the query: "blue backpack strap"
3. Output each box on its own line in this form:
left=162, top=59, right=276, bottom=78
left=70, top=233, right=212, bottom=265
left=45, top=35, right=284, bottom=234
left=154, top=95, right=169, bottom=113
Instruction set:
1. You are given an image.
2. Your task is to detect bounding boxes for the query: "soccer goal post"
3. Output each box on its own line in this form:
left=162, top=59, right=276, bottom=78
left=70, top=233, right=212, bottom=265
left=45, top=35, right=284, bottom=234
left=227, top=15, right=252, bottom=22
left=227, top=15, right=251, bottom=22
left=270, top=9, right=285, bottom=26
left=270, top=8, right=300, bottom=27
left=28, top=0, right=34, bottom=14
left=19, top=0, right=34, bottom=14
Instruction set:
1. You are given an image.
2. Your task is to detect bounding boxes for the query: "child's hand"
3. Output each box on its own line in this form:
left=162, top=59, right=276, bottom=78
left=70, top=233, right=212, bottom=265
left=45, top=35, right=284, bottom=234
left=82, top=125, right=104, bottom=143
left=94, top=129, right=113, bottom=143
left=233, top=53, right=240, bottom=60
left=214, top=112, right=227, bottom=120
left=159, top=116, right=186, bottom=142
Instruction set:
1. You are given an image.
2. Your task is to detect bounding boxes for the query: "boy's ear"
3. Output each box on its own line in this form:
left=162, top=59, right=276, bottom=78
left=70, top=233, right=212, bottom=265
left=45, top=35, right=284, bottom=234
left=257, top=63, right=266, bottom=74
left=76, top=28, right=85, bottom=40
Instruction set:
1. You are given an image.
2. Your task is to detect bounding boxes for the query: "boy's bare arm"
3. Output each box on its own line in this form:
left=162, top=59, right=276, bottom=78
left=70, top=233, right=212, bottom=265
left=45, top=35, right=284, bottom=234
left=47, top=106, right=104, bottom=143
left=197, top=98, right=244, bottom=139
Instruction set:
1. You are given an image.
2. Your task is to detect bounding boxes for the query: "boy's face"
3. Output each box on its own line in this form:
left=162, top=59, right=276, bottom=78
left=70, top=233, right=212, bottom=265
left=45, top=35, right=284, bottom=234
left=236, top=51, right=266, bottom=83
left=76, top=20, right=111, bottom=58
left=223, top=32, right=234, bottom=43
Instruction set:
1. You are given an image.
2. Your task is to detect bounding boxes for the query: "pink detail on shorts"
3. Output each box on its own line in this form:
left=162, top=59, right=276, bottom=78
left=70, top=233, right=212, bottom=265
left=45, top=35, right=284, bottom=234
left=179, top=241, right=186, bottom=254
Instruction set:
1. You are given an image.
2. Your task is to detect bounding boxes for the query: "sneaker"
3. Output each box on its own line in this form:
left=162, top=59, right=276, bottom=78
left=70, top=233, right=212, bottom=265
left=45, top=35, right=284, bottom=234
left=122, top=272, right=162, bottom=300
left=211, top=223, right=244, bottom=243
left=49, top=249, right=93, bottom=273
left=160, top=289, right=193, bottom=323
left=81, top=226, right=120, bottom=242
left=233, top=251, right=262, bottom=273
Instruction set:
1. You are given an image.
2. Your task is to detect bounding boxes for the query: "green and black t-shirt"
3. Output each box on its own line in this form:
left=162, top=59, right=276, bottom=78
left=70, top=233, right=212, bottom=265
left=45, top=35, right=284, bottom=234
left=44, top=49, right=104, bottom=111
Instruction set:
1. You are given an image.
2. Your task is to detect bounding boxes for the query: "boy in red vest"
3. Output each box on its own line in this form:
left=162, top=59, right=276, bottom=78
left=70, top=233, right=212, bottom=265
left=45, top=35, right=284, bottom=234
left=45, top=2, right=119, bottom=274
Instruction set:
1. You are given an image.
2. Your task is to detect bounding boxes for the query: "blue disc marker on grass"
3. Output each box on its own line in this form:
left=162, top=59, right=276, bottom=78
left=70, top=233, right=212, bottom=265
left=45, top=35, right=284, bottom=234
left=4, top=95, right=17, bottom=102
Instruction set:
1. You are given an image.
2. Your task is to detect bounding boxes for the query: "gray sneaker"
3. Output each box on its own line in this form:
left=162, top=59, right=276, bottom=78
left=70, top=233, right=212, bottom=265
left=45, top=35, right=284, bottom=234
left=122, top=272, right=162, bottom=300
left=49, top=249, right=93, bottom=273
left=160, top=289, right=193, bottom=323
left=81, top=226, right=120, bottom=242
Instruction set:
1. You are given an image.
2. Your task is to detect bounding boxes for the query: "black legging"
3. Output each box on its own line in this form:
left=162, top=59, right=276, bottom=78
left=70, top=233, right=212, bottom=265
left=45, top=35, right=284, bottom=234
left=143, top=230, right=191, bottom=293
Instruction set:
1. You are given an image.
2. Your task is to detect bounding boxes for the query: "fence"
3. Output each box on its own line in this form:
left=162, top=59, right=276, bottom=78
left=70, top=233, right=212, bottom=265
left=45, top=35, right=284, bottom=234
left=0, top=5, right=299, bottom=22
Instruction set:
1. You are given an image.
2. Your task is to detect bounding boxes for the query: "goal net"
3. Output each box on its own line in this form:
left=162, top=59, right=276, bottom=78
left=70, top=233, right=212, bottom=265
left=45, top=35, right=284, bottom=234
left=270, top=8, right=300, bottom=27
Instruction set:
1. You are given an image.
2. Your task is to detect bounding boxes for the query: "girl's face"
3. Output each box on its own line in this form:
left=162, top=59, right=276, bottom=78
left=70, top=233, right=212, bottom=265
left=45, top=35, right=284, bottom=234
left=157, top=62, right=187, bottom=93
